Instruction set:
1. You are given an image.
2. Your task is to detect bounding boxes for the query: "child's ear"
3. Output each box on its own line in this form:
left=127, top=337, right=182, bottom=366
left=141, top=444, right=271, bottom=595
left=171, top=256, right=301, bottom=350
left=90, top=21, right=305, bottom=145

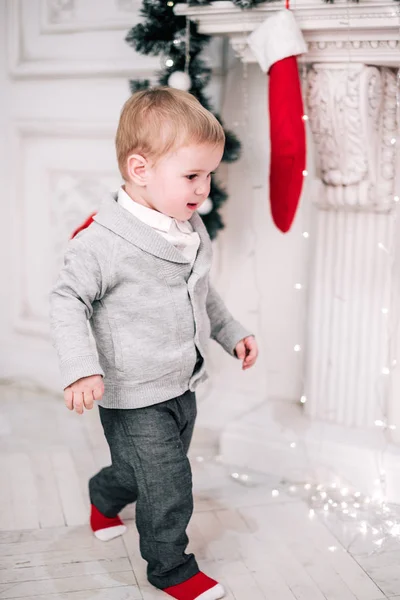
left=126, top=154, right=149, bottom=186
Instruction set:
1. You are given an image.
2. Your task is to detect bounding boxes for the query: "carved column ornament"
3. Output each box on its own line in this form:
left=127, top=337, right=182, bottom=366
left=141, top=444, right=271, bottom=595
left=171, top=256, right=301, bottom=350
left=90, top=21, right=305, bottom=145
left=307, top=64, right=398, bottom=211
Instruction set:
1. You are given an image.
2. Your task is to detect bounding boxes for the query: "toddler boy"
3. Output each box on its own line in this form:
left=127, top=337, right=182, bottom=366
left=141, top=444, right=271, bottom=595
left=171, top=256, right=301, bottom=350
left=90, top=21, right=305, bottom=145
left=50, top=87, right=258, bottom=600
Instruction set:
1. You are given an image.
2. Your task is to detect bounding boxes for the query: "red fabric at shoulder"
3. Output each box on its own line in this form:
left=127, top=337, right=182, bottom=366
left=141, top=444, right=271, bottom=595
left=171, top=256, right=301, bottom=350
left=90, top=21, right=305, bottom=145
left=70, top=213, right=97, bottom=239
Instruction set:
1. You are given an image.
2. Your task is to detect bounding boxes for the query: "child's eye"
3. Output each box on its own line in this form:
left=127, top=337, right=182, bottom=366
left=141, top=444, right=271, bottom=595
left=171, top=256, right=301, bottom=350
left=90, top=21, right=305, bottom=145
left=186, top=174, right=197, bottom=180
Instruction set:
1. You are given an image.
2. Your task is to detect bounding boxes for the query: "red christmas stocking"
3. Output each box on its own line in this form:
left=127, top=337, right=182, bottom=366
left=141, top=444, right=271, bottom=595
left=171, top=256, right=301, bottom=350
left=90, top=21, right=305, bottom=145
left=248, top=9, right=308, bottom=233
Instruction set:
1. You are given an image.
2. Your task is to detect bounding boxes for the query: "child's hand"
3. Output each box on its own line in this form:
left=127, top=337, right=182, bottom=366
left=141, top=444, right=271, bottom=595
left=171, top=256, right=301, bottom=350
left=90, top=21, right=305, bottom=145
left=235, top=336, right=258, bottom=370
left=64, top=375, right=104, bottom=414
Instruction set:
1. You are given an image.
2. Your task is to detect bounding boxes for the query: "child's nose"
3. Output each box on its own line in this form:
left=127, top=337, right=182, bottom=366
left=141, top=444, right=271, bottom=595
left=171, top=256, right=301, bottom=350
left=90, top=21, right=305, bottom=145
left=195, top=181, right=209, bottom=196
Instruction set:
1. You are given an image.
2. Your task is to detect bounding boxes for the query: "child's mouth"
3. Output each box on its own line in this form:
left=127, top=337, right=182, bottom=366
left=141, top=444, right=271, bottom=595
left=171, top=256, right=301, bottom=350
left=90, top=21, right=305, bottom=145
left=187, top=203, right=198, bottom=210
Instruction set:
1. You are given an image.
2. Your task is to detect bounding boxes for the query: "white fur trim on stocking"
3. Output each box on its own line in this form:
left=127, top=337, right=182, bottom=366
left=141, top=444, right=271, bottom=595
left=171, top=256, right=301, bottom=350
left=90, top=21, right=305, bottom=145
left=247, top=9, right=307, bottom=73
left=195, top=583, right=225, bottom=600
left=94, top=524, right=127, bottom=541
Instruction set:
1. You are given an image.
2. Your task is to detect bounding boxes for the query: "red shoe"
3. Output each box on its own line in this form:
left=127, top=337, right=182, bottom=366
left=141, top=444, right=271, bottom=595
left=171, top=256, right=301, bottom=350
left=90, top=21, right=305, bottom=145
left=163, top=572, right=225, bottom=600
left=90, top=504, right=127, bottom=541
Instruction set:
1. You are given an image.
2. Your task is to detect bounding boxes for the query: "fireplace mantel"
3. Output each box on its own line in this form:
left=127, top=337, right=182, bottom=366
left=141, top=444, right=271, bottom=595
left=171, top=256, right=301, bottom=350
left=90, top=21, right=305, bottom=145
left=175, top=0, right=400, bottom=66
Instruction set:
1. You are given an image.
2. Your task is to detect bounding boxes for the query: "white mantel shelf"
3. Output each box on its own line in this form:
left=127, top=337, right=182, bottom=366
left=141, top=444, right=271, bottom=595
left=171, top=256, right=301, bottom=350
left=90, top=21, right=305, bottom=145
left=175, top=0, right=400, bottom=66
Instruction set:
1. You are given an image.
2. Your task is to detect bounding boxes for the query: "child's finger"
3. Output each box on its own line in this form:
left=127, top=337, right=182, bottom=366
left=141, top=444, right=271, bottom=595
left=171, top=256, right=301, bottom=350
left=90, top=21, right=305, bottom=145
left=64, top=387, right=73, bottom=410
left=235, top=340, right=246, bottom=360
left=244, top=354, right=256, bottom=366
left=73, top=391, right=84, bottom=414
left=246, top=337, right=258, bottom=355
left=83, top=390, right=94, bottom=410
left=242, top=339, right=258, bottom=369
left=245, top=345, right=258, bottom=361
left=243, top=358, right=256, bottom=369
left=93, top=386, right=104, bottom=401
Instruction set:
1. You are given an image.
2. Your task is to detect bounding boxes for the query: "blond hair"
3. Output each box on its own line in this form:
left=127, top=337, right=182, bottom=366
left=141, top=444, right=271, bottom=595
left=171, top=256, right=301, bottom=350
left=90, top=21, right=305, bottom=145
left=115, top=86, right=225, bottom=180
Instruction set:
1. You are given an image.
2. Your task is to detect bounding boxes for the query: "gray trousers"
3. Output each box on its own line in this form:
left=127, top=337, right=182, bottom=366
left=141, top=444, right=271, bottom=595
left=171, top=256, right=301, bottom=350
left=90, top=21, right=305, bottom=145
left=88, top=390, right=199, bottom=589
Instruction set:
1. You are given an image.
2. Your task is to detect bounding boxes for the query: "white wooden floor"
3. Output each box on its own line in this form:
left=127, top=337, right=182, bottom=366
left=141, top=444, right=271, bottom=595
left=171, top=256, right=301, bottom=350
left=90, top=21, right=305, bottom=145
left=1, top=385, right=400, bottom=600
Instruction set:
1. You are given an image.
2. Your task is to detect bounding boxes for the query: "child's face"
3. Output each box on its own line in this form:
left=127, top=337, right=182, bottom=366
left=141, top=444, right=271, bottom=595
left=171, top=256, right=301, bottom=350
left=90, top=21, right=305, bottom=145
left=145, top=142, right=224, bottom=221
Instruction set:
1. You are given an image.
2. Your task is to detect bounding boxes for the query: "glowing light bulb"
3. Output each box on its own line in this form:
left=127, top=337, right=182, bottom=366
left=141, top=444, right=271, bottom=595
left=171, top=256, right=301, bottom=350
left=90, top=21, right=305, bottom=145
left=360, top=522, right=367, bottom=534
left=391, top=524, right=400, bottom=536
left=378, top=242, right=389, bottom=253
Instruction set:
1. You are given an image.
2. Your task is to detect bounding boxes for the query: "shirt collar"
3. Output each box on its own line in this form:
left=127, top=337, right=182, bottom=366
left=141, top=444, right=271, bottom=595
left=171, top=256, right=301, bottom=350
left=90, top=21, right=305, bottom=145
left=93, top=192, right=212, bottom=270
left=118, top=187, right=183, bottom=234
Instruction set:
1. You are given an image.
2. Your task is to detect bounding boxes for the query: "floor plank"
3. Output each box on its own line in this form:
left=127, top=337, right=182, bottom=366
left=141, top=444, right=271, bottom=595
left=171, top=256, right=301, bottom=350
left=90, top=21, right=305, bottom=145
left=9, top=453, right=39, bottom=531
left=51, top=451, right=89, bottom=527
left=0, top=587, right=140, bottom=600
left=0, top=572, right=139, bottom=599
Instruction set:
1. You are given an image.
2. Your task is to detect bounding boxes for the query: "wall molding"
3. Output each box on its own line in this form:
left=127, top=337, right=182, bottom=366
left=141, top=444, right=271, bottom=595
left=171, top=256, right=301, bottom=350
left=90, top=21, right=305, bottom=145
left=40, top=0, right=141, bottom=34
left=11, top=119, right=120, bottom=338
left=6, top=0, right=159, bottom=78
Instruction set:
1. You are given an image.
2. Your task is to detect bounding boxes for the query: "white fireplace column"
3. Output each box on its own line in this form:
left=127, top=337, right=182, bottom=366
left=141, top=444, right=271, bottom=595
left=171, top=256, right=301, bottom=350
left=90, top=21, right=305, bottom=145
left=304, top=63, right=399, bottom=429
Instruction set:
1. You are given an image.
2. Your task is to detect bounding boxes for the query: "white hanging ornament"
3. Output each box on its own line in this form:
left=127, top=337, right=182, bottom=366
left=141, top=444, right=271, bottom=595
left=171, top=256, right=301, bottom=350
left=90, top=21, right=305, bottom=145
left=163, top=56, right=174, bottom=68
left=197, top=197, right=213, bottom=215
left=168, top=70, right=192, bottom=91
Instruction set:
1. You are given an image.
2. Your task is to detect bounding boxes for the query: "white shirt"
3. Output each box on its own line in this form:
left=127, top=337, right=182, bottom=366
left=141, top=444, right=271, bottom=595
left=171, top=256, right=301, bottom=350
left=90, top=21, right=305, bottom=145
left=117, top=187, right=200, bottom=267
